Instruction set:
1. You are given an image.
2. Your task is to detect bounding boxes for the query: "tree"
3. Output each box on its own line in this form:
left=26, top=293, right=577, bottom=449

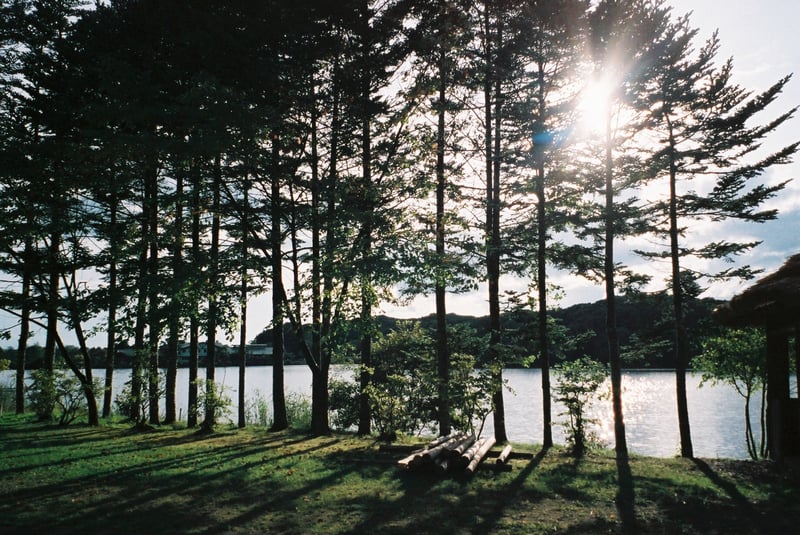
left=635, top=10, right=797, bottom=458
left=695, top=328, right=768, bottom=460
left=553, top=356, right=607, bottom=456
left=402, top=0, right=477, bottom=438
left=507, top=0, right=590, bottom=448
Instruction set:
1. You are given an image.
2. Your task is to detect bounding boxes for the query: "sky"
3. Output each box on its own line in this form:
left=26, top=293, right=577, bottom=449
left=2, top=0, right=799, bottom=348
left=382, top=0, right=800, bottom=319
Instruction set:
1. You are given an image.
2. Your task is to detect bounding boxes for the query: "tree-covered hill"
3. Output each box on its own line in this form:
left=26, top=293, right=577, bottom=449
left=253, top=294, right=725, bottom=369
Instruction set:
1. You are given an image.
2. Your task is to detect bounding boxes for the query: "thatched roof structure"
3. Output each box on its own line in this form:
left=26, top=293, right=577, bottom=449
left=713, top=253, right=800, bottom=329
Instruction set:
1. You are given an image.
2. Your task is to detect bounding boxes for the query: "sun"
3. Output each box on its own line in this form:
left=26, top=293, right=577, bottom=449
left=576, top=76, right=616, bottom=135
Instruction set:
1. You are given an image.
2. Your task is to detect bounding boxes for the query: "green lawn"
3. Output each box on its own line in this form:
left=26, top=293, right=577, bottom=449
left=1, top=414, right=798, bottom=534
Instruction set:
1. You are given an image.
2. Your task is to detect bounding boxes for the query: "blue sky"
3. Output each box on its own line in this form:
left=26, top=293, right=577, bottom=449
left=2, top=0, right=799, bottom=347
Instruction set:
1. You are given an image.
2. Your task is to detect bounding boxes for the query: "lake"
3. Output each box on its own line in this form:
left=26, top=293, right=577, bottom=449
left=1, top=366, right=780, bottom=459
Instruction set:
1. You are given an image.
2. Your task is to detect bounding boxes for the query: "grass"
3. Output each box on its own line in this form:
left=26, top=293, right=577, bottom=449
left=1, top=414, right=799, bottom=534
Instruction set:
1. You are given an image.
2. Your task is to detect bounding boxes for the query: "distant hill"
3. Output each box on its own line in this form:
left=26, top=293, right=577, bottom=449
left=254, top=294, right=726, bottom=369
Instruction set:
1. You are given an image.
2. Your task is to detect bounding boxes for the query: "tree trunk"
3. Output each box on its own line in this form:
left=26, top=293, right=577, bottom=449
left=668, top=124, right=693, bottom=458
left=43, top=227, right=61, bottom=421
left=534, top=59, right=553, bottom=448
left=488, top=13, right=506, bottom=443
left=202, top=155, right=222, bottom=432
left=103, top=191, right=118, bottom=419
left=358, top=284, right=372, bottom=435
left=436, top=43, right=451, bottom=437
left=132, top=188, right=149, bottom=425
left=164, top=172, right=183, bottom=424
left=238, top=182, right=250, bottom=429
left=64, top=273, right=99, bottom=426
left=271, top=130, right=288, bottom=431
left=15, top=234, right=32, bottom=414
left=187, top=162, right=201, bottom=428
left=146, top=164, right=160, bottom=426
left=357, top=3, right=373, bottom=436
left=604, top=110, right=628, bottom=461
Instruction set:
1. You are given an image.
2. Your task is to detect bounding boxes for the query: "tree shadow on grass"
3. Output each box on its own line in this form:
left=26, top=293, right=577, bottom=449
left=615, top=453, right=637, bottom=534
left=691, top=458, right=753, bottom=513
left=469, top=446, right=549, bottom=533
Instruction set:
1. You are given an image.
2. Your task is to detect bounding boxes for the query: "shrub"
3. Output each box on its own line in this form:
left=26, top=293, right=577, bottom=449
left=196, top=379, right=233, bottom=428
left=28, top=369, right=57, bottom=421
left=285, top=392, right=312, bottom=430
left=0, top=378, right=14, bottom=415
left=115, top=368, right=164, bottom=427
left=329, top=372, right=361, bottom=431
left=245, top=389, right=272, bottom=428
left=554, top=357, right=608, bottom=456
left=28, top=369, right=96, bottom=425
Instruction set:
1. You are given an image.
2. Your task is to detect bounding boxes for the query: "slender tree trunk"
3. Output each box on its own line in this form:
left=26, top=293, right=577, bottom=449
left=436, top=43, right=451, bottom=437
left=132, top=185, right=149, bottom=425
left=532, top=58, right=553, bottom=448
left=358, top=10, right=374, bottom=435
left=103, top=190, right=118, bottom=419
left=15, top=234, right=32, bottom=414
left=64, top=272, right=99, bottom=426
left=43, top=227, right=61, bottom=421
left=668, top=124, right=693, bottom=458
left=604, top=111, right=628, bottom=461
left=164, top=172, right=183, bottom=424
left=146, top=165, right=160, bottom=426
left=271, top=130, right=288, bottom=431
left=744, top=393, right=755, bottom=459
left=202, top=155, right=222, bottom=432
left=487, top=12, right=506, bottom=443
left=760, top=380, right=768, bottom=458
left=536, top=170, right=552, bottom=448
left=187, top=162, right=201, bottom=428
left=238, top=182, right=250, bottom=429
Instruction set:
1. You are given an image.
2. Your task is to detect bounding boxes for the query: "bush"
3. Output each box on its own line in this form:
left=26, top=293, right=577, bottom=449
left=28, top=369, right=96, bottom=425
left=115, top=368, right=165, bottom=427
left=245, top=390, right=272, bottom=428
left=285, top=392, right=311, bottom=430
left=196, top=379, right=233, bottom=428
left=329, top=373, right=361, bottom=431
left=554, top=357, right=608, bottom=456
left=0, top=379, right=14, bottom=415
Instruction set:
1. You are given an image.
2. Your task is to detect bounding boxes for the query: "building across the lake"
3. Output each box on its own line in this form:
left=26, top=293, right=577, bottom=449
left=115, top=342, right=273, bottom=367
left=176, top=343, right=273, bottom=365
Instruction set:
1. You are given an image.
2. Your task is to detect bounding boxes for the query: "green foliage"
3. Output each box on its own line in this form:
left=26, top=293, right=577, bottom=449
left=115, top=369, right=165, bottom=428
left=28, top=369, right=95, bottom=426
left=244, top=390, right=272, bottom=428
left=554, top=357, right=608, bottom=456
left=354, top=321, right=495, bottom=440
left=28, top=369, right=57, bottom=421
left=695, top=329, right=768, bottom=459
left=0, top=376, right=13, bottom=415
left=285, top=392, right=312, bottom=431
left=367, top=322, right=438, bottom=440
left=328, top=373, right=361, bottom=431
left=196, top=379, right=233, bottom=430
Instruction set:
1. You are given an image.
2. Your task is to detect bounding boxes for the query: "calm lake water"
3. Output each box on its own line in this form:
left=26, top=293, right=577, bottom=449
left=1, top=366, right=783, bottom=459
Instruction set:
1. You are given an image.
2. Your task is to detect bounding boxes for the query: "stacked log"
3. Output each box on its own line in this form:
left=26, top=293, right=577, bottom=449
left=465, top=436, right=496, bottom=474
left=495, top=444, right=513, bottom=464
left=397, top=433, right=500, bottom=475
